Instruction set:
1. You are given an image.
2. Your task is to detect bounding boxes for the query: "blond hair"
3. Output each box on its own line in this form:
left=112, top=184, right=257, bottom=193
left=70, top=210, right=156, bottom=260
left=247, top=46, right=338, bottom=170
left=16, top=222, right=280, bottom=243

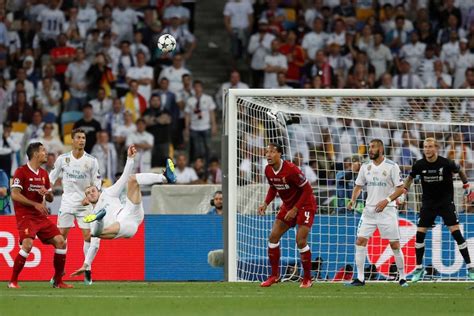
left=424, top=137, right=439, bottom=147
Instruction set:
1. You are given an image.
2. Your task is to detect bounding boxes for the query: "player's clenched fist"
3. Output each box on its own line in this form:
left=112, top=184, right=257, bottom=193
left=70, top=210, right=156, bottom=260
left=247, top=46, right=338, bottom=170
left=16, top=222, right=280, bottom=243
left=258, top=203, right=267, bottom=215
left=347, top=200, right=355, bottom=211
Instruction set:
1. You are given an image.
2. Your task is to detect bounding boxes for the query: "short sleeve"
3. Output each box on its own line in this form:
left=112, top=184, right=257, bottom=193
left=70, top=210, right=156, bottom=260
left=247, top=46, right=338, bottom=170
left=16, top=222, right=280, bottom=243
left=43, top=170, right=51, bottom=190
left=355, top=164, right=366, bottom=186
left=223, top=3, right=231, bottom=16
left=391, top=164, right=403, bottom=187
left=11, top=168, right=25, bottom=190
left=288, top=166, right=308, bottom=188
left=409, top=161, right=419, bottom=178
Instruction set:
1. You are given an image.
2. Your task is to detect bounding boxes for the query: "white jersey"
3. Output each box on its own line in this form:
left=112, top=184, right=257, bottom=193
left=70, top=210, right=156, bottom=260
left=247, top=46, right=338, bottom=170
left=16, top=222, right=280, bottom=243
left=93, top=158, right=144, bottom=230
left=49, top=151, right=101, bottom=211
left=355, top=158, right=403, bottom=208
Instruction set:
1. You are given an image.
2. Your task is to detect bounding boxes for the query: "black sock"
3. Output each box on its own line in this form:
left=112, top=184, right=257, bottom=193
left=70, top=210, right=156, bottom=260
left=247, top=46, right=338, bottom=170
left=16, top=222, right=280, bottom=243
left=415, top=231, right=426, bottom=266
left=451, top=230, right=471, bottom=265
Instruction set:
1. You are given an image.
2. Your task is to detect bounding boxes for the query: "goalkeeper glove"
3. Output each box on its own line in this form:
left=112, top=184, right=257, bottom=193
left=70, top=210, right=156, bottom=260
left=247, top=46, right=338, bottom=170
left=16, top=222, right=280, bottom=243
left=463, top=183, right=474, bottom=203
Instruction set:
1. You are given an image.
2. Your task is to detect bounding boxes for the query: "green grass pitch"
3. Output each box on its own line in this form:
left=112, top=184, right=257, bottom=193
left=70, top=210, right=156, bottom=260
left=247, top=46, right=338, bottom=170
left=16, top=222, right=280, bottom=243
left=1, top=282, right=473, bottom=316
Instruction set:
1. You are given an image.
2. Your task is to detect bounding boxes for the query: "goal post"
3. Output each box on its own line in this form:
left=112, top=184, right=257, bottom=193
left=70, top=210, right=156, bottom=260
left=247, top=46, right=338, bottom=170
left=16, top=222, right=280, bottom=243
left=224, top=89, right=474, bottom=282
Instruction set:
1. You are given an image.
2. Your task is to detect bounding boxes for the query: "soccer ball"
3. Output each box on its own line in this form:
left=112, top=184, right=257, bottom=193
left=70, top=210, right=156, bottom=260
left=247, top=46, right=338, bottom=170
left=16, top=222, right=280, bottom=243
left=157, top=34, right=177, bottom=53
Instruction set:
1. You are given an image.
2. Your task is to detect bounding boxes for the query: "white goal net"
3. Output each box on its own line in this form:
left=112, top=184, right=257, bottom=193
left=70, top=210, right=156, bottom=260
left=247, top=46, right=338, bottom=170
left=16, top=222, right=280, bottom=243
left=225, top=89, right=474, bottom=282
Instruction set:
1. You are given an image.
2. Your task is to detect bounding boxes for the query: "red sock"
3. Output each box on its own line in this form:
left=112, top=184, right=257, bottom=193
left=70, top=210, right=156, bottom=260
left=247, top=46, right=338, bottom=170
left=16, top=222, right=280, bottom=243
left=268, top=246, right=280, bottom=277
left=10, top=252, right=27, bottom=283
left=300, top=250, right=312, bottom=280
left=54, top=253, right=66, bottom=283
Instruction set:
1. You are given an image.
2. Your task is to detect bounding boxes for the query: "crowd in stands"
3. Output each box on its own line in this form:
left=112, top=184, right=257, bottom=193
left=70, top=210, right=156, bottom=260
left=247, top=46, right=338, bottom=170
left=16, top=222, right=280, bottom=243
left=0, top=0, right=225, bottom=189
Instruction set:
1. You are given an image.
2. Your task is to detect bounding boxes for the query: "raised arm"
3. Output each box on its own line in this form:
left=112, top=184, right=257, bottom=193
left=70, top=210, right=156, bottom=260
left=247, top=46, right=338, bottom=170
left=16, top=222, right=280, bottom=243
left=106, top=145, right=136, bottom=198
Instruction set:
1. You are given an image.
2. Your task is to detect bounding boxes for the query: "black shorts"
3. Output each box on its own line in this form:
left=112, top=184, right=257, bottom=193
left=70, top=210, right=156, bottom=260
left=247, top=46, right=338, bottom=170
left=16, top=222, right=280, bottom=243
left=417, top=202, right=459, bottom=228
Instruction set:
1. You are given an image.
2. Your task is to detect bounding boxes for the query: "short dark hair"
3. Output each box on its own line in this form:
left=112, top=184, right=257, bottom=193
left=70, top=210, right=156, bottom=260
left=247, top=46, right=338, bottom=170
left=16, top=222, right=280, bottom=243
left=26, top=142, right=43, bottom=160
left=72, top=128, right=86, bottom=139
left=370, top=139, right=384, bottom=153
left=214, top=190, right=222, bottom=197
left=268, top=142, right=283, bottom=153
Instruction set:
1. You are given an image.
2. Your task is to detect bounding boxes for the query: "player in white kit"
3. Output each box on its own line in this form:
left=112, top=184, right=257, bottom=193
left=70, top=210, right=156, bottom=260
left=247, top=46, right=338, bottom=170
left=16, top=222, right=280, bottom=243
left=49, top=129, right=101, bottom=285
left=346, top=139, right=408, bottom=287
left=69, top=145, right=176, bottom=277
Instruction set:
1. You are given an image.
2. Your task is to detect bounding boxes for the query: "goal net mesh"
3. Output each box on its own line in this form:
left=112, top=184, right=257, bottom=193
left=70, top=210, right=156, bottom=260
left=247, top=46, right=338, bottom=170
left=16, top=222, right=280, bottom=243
left=232, top=94, right=474, bottom=282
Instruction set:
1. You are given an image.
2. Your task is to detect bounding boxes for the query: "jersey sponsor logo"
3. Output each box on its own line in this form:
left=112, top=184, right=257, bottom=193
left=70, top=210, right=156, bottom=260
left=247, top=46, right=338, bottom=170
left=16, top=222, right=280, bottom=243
left=367, top=218, right=417, bottom=277
left=65, top=157, right=70, bottom=164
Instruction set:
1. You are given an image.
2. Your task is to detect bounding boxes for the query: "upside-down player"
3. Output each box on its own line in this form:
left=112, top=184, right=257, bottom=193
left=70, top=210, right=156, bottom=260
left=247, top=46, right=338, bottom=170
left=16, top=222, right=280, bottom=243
left=404, top=137, right=474, bottom=282
left=258, top=143, right=317, bottom=288
left=8, top=142, right=72, bottom=288
left=70, top=145, right=176, bottom=277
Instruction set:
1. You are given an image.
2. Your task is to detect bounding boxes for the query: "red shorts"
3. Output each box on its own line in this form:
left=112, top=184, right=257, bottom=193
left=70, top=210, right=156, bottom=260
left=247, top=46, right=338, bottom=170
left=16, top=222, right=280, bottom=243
left=17, top=216, right=61, bottom=244
left=276, top=204, right=316, bottom=228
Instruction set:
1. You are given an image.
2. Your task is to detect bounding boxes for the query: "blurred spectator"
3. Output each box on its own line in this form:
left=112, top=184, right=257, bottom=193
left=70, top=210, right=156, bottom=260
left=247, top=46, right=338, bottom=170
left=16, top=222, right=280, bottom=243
left=138, top=8, right=162, bottom=58
left=175, top=74, right=194, bottom=150
left=154, top=77, right=180, bottom=134
left=92, top=130, right=118, bottom=183
left=330, top=118, right=362, bottom=164
left=0, top=121, right=20, bottom=176
left=279, top=30, right=305, bottom=88
left=418, top=20, right=436, bottom=44
left=126, top=51, right=153, bottom=103
left=130, top=30, right=151, bottom=63
left=276, top=72, right=292, bottom=89
left=263, top=38, right=287, bottom=88
left=445, top=131, right=474, bottom=178
left=248, top=18, right=275, bottom=88
left=103, top=98, right=125, bottom=136
left=112, top=0, right=139, bottom=43
left=438, top=14, right=465, bottom=45
left=101, top=32, right=121, bottom=77
left=185, top=80, right=217, bottom=164
left=5, top=14, right=20, bottom=63
left=175, top=153, right=199, bottom=184
left=23, top=110, right=45, bottom=154
left=121, top=80, right=147, bottom=121
left=143, top=95, right=172, bottom=167
left=65, top=47, right=90, bottom=111
left=33, top=123, right=64, bottom=158
left=78, top=0, right=97, bottom=38
left=158, top=54, right=191, bottom=95
left=0, top=166, right=10, bottom=214
left=115, top=40, right=136, bottom=97
left=393, top=130, right=422, bottom=174
left=0, top=76, right=7, bottom=123
left=440, top=31, right=460, bottom=73
left=302, top=18, right=328, bottom=63
left=424, top=59, right=452, bottom=89
left=292, top=152, right=317, bottom=185
left=113, top=110, right=136, bottom=170
left=73, top=104, right=102, bottom=153
left=7, top=90, right=33, bottom=123
left=223, top=0, right=254, bottom=65
left=49, top=33, right=76, bottom=88
left=36, top=0, right=65, bottom=54
left=453, top=38, right=474, bottom=88
left=385, top=15, right=409, bottom=54
left=460, top=67, right=474, bottom=89
left=347, top=50, right=375, bottom=88
left=438, top=0, right=462, bottom=29
left=164, top=0, right=191, bottom=29
left=207, top=157, right=222, bottom=184
left=327, top=42, right=351, bottom=88
left=8, top=68, right=35, bottom=105
left=418, top=44, right=437, bottom=86
left=86, top=52, right=115, bottom=99
left=216, top=70, right=249, bottom=110
left=335, top=155, right=362, bottom=213
left=355, top=24, right=374, bottom=52
left=207, top=190, right=223, bottom=215
left=328, top=18, right=347, bottom=46
left=0, top=46, right=10, bottom=80
left=393, top=59, right=424, bottom=88
left=126, top=118, right=154, bottom=173
left=160, top=14, right=196, bottom=62
left=193, top=157, right=207, bottom=183
left=36, top=77, right=62, bottom=122
left=398, top=31, right=426, bottom=74
left=90, top=87, right=113, bottom=126
left=303, top=50, right=336, bottom=88
left=368, top=32, right=392, bottom=81
left=304, top=0, right=323, bottom=29
left=333, top=0, right=356, bottom=27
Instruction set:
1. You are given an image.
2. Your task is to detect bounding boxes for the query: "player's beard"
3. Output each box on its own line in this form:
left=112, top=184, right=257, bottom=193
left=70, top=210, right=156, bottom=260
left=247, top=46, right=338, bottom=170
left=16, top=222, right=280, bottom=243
left=369, top=151, right=379, bottom=160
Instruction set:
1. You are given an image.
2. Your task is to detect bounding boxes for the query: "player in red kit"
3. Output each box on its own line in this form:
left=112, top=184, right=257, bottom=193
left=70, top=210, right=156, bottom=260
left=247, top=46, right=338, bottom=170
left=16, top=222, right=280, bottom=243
left=8, top=142, right=72, bottom=289
left=258, top=143, right=317, bottom=288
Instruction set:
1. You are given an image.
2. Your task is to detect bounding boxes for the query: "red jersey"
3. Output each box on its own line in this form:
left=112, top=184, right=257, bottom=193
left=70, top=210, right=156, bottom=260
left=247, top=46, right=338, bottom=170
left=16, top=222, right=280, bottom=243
left=11, top=164, right=51, bottom=220
left=50, top=46, right=76, bottom=75
left=264, top=160, right=316, bottom=210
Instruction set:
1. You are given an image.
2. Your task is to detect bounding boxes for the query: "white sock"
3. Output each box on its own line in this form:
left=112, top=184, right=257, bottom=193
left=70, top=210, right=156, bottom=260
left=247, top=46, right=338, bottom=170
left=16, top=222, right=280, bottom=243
left=392, top=248, right=406, bottom=280
left=91, top=220, right=104, bottom=237
left=355, top=245, right=367, bottom=282
left=83, top=241, right=90, bottom=260
left=136, top=173, right=166, bottom=185
left=84, top=237, right=100, bottom=270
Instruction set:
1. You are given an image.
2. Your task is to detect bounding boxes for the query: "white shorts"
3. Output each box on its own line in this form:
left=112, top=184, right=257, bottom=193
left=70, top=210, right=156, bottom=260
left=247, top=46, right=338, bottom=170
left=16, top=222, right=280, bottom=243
left=357, top=206, right=400, bottom=241
left=57, top=205, right=93, bottom=230
left=115, top=198, right=144, bottom=239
